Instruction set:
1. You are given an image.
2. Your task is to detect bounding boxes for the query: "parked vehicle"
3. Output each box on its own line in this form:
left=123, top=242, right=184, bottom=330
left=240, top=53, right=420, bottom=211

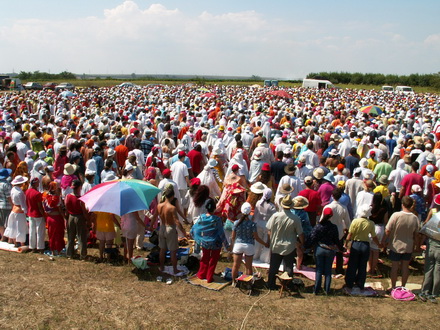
left=381, top=86, right=394, bottom=92
left=118, top=82, right=139, bottom=88
left=24, top=82, right=43, bottom=90
left=395, top=86, right=414, bottom=94
left=55, top=82, right=75, bottom=91
left=0, top=78, right=23, bottom=91
left=43, top=82, right=57, bottom=90
left=302, top=78, right=335, bottom=89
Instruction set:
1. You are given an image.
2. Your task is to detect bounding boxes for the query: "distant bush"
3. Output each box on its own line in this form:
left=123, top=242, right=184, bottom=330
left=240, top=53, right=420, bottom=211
left=17, top=70, right=77, bottom=80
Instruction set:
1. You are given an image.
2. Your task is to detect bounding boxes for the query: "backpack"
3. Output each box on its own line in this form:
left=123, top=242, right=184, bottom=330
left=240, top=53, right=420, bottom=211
left=391, top=287, right=416, bottom=301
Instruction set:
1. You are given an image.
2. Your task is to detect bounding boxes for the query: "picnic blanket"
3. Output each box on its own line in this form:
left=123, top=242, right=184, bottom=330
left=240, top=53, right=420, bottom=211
left=162, top=265, right=189, bottom=277
left=0, top=242, right=29, bottom=253
left=187, top=274, right=231, bottom=291
left=343, top=286, right=378, bottom=297
left=251, top=260, right=316, bottom=281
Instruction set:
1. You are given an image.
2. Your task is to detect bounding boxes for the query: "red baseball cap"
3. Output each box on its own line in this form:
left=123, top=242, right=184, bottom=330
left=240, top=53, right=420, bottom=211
left=323, top=208, right=333, bottom=217
left=190, top=178, right=201, bottom=186
left=162, top=169, right=172, bottom=177
left=231, top=164, right=240, bottom=172
left=262, top=163, right=270, bottom=171
left=178, top=151, right=186, bottom=157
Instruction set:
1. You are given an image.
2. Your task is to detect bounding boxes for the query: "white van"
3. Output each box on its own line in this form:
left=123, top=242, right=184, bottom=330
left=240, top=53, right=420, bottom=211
left=395, top=86, right=414, bottom=94
left=381, top=86, right=394, bottom=92
left=302, top=78, right=335, bottom=89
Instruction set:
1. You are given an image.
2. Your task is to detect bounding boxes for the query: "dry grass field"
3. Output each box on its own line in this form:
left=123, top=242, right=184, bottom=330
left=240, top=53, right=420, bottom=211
left=0, top=248, right=437, bottom=330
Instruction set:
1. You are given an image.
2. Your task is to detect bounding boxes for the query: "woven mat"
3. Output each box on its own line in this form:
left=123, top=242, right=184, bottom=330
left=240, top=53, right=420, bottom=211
left=187, top=274, right=231, bottom=291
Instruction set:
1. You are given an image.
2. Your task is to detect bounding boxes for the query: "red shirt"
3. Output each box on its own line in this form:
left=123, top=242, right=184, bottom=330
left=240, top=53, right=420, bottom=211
left=400, top=173, right=424, bottom=197
left=65, top=193, right=83, bottom=215
left=298, top=188, right=322, bottom=212
left=25, top=188, right=43, bottom=217
left=115, top=144, right=129, bottom=168
left=187, top=149, right=203, bottom=175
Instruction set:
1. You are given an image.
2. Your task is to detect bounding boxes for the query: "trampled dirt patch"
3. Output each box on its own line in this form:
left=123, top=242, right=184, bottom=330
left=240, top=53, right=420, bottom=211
left=0, top=250, right=436, bottom=330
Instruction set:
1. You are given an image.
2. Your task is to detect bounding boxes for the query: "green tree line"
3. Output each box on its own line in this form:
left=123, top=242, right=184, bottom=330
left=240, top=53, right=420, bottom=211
left=306, top=71, right=440, bottom=89
left=17, top=71, right=77, bottom=80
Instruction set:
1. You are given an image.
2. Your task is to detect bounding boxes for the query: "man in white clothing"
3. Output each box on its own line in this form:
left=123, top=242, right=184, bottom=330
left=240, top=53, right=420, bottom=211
left=170, top=151, right=190, bottom=212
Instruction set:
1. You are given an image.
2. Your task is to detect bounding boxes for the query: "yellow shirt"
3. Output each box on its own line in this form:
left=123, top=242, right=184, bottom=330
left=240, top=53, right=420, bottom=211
left=373, top=185, right=390, bottom=199
left=367, top=158, right=377, bottom=171
left=349, top=217, right=376, bottom=242
left=95, top=212, right=115, bottom=233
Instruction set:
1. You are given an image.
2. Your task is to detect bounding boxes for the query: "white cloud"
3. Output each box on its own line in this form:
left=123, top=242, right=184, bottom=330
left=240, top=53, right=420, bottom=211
left=0, top=1, right=437, bottom=78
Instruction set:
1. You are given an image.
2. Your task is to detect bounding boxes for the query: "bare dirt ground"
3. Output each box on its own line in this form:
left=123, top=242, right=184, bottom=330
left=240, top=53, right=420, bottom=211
left=0, top=249, right=436, bottom=330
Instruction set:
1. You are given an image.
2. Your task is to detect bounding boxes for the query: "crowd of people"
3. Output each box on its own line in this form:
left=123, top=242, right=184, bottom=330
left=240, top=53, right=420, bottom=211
left=0, top=84, right=439, bottom=301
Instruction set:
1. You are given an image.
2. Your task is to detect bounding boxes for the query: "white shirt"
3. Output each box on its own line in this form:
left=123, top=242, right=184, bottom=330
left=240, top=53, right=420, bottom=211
left=301, top=149, right=319, bottom=168
left=323, top=201, right=350, bottom=240
left=170, top=160, right=189, bottom=189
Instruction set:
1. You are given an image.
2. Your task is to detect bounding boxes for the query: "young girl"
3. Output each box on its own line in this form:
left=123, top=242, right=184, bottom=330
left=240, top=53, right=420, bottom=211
left=230, top=202, right=268, bottom=286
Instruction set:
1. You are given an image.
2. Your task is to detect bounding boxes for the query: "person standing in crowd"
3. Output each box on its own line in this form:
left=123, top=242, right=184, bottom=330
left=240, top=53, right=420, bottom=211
left=26, top=178, right=45, bottom=253
left=306, top=208, right=342, bottom=294
left=65, top=180, right=90, bottom=260
left=3, top=176, right=28, bottom=247
left=230, top=202, right=268, bottom=286
left=382, top=196, right=420, bottom=290
left=0, top=168, right=12, bottom=240
left=42, top=181, right=65, bottom=256
left=266, top=195, right=304, bottom=290
left=191, top=199, right=230, bottom=283
left=344, top=205, right=381, bottom=292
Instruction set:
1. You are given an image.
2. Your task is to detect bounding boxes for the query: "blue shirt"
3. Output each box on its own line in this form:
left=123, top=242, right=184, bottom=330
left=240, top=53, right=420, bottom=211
left=291, top=209, right=312, bottom=237
left=233, top=219, right=257, bottom=245
left=169, top=155, right=192, bottom=169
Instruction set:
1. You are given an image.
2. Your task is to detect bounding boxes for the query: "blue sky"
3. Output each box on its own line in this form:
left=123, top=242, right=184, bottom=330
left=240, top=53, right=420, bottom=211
left=0, top=0, right=438, bottom=79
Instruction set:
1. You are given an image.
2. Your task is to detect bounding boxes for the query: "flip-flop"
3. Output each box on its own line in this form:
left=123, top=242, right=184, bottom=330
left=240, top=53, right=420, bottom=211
left=418, top=293, right=427, bottom=302
left=156, top=276, right=163, bottom=282
left=166, top=278, right=173, bottom=285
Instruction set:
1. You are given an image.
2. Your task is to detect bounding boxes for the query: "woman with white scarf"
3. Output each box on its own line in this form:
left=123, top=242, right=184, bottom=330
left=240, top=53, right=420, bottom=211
left=253, top=188, right=276, bottom=263
left=225, top=149, right=249, bottom=181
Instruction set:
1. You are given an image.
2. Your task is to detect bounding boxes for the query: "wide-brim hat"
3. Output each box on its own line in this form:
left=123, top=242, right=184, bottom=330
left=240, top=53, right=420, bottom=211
left=284, top=164, right=296, bottom=175
left=293, top=196, right=309, bottom=209
left=64, top=163, right=76, bottom=175
left=313, top=168, right=325, bottom=180
left=279, top=183, right=294, bottom=194
left=0, top=168, right=12, bottom=180
left=11, top=175, right=28, bottom=186
left=329, top=149, right=339, bottom=156
left=378, top=175, right=388, bottom=185
left=322, top=172, right=335, bottom=183
left=250, top=182, right=267, bottom=194
left=208, top=158, right=218, bottom=168
left=281, top=195, right=295, bottom=209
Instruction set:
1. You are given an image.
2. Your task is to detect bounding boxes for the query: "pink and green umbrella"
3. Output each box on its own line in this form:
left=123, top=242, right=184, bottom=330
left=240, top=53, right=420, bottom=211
left=360, top=105, right=384, bottom=116
left=79, top=179, right=161, bottom=216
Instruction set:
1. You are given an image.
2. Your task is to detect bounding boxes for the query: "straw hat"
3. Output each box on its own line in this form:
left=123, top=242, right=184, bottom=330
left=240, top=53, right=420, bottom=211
left=293, top=196, right=309, bottom=209
left=280, top=195, right=295, bottom=209
left=11, top=175, right=28, bottom=186
left=279, top=183, right=294, bottom=194
left=378, top=175, right=388, bottom=185
left=63, top=163, right=76, bottom=175
left=250, top=182, right=267, bottom=194
left=313, top=168, right=325, bottom=180
left=284, top=164, right=296, bottom=175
